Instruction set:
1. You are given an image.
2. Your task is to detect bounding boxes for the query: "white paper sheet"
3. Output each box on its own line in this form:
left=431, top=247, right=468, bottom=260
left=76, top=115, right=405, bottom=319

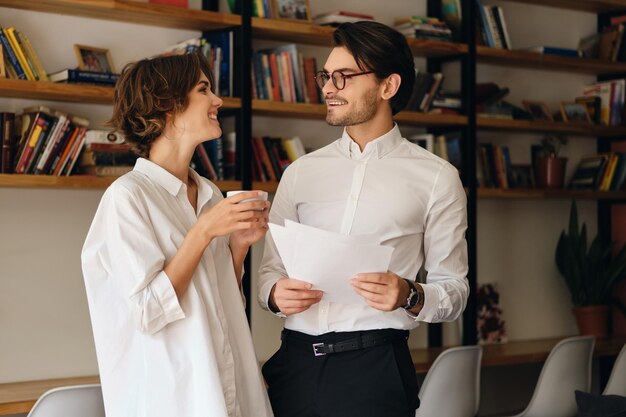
left=268, top=222, right=394, bottom=305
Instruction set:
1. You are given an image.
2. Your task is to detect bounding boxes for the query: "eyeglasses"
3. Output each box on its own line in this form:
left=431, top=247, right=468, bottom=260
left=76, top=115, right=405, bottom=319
left=314, top=70, right=374, bottom=90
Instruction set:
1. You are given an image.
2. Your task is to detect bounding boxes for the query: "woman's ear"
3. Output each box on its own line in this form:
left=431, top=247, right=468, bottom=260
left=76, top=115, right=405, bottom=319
left=381, top=74, right=401, bottom=100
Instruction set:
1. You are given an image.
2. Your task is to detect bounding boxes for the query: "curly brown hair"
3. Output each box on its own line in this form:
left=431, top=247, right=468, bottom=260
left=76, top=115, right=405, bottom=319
left=107, top=53, right=214, bottom=158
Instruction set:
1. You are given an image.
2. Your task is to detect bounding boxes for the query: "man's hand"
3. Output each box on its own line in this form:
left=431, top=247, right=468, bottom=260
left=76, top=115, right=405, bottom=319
left=269, top=278, right=323, bottom=316
left=350, top=272, right=409, bottom=311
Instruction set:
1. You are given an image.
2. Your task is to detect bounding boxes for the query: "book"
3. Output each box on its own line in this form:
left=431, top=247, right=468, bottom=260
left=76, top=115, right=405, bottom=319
left=48, top=69, right=119, bottom=85
left=84, top=129, right=125, bottom=145
left=570, top=155, right=609, bottom=189
left=15, top=29, right=47, bottom=81
left=4, top=27, right=36, bottom=81
left=1, top=113, right=15, bottom=173
left=203, top=31, right=233, bottom=97
left=523, top=46, right=580, bottom=57
left=0, top=27, right=26, bottom=79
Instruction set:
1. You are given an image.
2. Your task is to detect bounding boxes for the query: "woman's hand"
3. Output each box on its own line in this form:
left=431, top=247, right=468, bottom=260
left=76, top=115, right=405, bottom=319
left=197, top=191, right=269, bottom=245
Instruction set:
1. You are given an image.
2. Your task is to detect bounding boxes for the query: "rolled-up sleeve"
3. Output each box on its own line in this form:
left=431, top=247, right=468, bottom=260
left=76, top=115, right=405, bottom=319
left=417, top=163, right=469, bottom=323
left=258, top=162, right=299, bottom=314
left=82, top=184, right=185, bottom=335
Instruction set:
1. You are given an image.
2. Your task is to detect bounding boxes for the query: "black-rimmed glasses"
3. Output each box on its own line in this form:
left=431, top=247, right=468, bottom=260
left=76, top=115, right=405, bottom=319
left=314, top=70, right=374, bottom=90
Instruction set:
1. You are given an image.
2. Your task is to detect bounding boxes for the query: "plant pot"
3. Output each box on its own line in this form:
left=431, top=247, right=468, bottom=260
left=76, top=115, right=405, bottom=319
left=535, top=156, right=567, bottom=189
left=572, top=305, right=610, bottom=338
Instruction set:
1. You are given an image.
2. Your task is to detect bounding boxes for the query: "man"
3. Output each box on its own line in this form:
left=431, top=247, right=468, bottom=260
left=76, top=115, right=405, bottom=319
left=258, top=21, right=469, bottom=417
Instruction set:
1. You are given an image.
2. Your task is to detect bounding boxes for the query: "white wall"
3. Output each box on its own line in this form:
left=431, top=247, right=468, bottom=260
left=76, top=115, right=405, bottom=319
left=0, top=3, right=602, bottom=411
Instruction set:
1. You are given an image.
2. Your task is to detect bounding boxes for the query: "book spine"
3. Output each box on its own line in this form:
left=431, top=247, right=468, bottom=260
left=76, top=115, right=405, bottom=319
left=1, top=113, right=15, bottom=174
left=0, top=28, right=26, bottom=79
left=17, top=30, right=48, bottom=81
left=5, top=28, right=35, bottom=80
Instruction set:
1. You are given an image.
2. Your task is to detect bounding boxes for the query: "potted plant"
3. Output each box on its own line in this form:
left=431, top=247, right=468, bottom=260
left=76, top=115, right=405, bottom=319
left=555, top=201, right=626, bottom=337
left=535, top=135, right=568, bottom=188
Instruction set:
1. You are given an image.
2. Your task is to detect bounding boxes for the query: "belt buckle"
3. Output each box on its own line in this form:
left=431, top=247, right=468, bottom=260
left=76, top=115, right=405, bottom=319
left=312, top=343, right=326, bottom=356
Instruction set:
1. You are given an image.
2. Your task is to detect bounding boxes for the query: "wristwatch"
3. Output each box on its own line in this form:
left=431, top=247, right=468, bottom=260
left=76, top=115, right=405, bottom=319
left=403, top=279, right=420, bottom=310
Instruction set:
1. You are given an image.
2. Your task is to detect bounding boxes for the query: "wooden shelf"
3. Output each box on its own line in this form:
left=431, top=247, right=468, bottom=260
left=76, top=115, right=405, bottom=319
left=477, top=117, right=626, bottom=137
left=0, top=0, right=240, bottom=31
left=410, top=336, right=626, bottom=373
left=252, top=17, right=334, bottom=46
left=477, top=46, right=626, bottom=75
left=0, top=174, right=242, bottom=191
left=407, top=39, right=468, bottom=58
left=499, top=0, right=626, bottom=13
left=252, top=181, right=279, bottom=193
left=0, top=79, right=242, bottom=109
left=252, top=100, right=468, bottom=127
left=477, top=188, right=626, bottom=200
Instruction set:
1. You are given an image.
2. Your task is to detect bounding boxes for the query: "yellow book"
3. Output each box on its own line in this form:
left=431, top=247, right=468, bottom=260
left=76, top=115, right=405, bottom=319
left=15, top=30, right=48, bottom=81
left=0, top=46, right=5, bottom=78
left=600, top=153, right=619, bottom=191
left=4, top=27, right=35, bottom=81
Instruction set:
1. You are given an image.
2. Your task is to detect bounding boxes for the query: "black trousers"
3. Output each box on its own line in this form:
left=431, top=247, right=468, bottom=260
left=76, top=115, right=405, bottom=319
left=262, top=329, right=420, bottom=417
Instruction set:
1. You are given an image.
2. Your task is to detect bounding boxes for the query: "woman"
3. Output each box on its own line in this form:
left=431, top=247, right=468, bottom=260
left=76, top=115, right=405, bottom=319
left=81, top=53, right=273, bottom=417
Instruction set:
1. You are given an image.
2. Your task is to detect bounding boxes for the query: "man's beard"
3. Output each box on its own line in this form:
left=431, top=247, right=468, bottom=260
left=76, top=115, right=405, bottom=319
left=326, top=87, right=378, bottom=126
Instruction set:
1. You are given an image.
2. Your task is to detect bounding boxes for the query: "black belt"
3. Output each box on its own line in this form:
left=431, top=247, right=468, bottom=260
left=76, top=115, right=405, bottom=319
left=281, top=329, right=409, bottom=357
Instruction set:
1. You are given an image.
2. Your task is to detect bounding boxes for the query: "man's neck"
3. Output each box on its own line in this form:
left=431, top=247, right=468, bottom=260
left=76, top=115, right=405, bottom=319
left=346, top=118, right=395, bottom=152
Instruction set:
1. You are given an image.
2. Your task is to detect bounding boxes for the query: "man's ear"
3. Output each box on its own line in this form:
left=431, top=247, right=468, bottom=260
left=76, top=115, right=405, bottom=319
left=380, top=74, right=401, bottom=100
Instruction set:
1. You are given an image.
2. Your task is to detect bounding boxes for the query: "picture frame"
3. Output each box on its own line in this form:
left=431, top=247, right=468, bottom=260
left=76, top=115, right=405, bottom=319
left=560, top=101, right=592, bottom=123
left=74, top=44, right=115, bottom=73
left=522, top=100, right=553, bottom=121
left=509, top=164, right=535, bottom=188
left=272, top=0, right=312, bottom=22
left=575, top=96, right=601, bottom=124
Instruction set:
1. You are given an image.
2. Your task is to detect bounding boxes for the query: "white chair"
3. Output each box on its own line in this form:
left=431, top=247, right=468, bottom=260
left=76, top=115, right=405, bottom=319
left=415, top=345, right=483, bottom=417
left=603, top=343, right=626, bottom=396
left=27, top=384, right=105, bottom=417
left=504, top=336, right=595, bottom=417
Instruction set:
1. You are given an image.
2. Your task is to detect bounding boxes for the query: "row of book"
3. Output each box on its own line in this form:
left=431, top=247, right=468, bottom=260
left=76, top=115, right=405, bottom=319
left=477, top=143, right=517, bottom=189
left=570, top=152, right=626, bottom=191
left=251, top=44, right=321, bottom=104
left=191, top=133, right=236, bottom=181
left=406, top=71, right=446, bottom=113
left=252, top=136, right=306, bottom=182
left=394, top=16, right=454, bottom=42
left=0, top=26, right=48, bottom=81
left=160, top=32, right=233, bottom=97
left=583, top=80, right=625, bottom=126
left=0, top=107, right=90, bottom=176
left=475, top=0, right=512, bottom=50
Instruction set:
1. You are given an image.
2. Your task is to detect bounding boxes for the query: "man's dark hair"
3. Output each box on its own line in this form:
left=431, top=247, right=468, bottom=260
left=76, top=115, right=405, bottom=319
left=332, top=21, right=415, bottom=115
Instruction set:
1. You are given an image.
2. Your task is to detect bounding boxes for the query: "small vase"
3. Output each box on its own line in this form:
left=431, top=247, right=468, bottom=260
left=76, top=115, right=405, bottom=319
left=535, top=156, right=567, bottom=189
left=572, top=305, right=610, bottom=338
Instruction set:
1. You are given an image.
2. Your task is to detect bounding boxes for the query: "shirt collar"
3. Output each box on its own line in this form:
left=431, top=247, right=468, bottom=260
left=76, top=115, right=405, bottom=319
left=133, top=158, right=214, bottom=205
left=338, top=123, right=403, bottom=159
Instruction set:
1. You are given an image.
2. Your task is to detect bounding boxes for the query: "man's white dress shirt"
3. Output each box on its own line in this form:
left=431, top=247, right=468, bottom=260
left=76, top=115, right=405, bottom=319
left=259, top=125, right=469, bottom=335
left=82, top=158, right=273, bottom=417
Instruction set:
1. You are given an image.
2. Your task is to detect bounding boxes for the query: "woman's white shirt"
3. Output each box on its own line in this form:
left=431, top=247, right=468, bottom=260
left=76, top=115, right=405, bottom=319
left=81, top=158, right=273, bottom=417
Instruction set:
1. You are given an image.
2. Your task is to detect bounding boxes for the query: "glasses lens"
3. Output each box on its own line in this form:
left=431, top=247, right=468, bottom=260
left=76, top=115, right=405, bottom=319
left=332, top=72, right=345, bottom=90
left=315, top=72, right=330, bottom=89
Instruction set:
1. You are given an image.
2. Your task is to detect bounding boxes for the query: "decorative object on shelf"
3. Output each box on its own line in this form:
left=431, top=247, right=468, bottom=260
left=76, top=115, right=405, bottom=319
left=74, top=44, right=115, bottom=73
left=477, top=283, right=507, bottom=344
left=273, top=0, right=312, bottom=22
left=534, top=134, right=568, bottom=189
left=575, top=95, right=601, bottom=124
left=556, top=201, right=626, bottom=338
left=522, top=100, right=553, bottom=121
left=561, top=101, right=592, bottom=123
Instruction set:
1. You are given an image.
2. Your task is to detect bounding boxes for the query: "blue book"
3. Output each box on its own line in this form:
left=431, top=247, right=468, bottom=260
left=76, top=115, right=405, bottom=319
left=203, top=31, right=233, bottom=97
left=48, top=69, right=119, bottom=85
left=0, top=27, right=26, bottom=79
left=526, top=46, right=580, bottom=57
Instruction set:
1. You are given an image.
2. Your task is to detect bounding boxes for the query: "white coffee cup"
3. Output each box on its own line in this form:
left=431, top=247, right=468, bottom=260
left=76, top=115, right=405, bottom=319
left=226, top=190, right=268, bottom=210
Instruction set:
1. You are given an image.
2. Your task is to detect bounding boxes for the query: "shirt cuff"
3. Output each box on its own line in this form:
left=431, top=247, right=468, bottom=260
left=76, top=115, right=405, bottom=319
left=259, top=276, right=287, bottom=318
left=141, top=270, right=186, bottom=334
left=411, top=283, right=440, bottom=323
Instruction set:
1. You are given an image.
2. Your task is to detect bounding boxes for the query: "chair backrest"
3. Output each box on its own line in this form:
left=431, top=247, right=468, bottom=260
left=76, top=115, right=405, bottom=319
left=603, top=343, right=626, bottom=396
left=415, top=345, right=483, bottom=417
left=520, top=336, right=595, bottom=417
left=27, top=384, right=105, bottom=417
